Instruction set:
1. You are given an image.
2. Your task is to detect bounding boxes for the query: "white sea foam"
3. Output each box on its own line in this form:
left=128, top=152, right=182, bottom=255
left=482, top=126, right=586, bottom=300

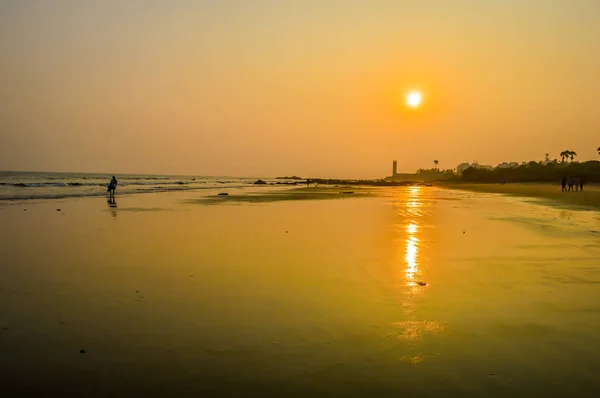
left=0, top=171, right=271, bottom=201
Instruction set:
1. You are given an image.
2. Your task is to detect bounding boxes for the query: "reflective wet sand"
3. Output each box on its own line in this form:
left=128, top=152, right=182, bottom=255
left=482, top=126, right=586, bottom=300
left=1, top=187, right=599, bottom=397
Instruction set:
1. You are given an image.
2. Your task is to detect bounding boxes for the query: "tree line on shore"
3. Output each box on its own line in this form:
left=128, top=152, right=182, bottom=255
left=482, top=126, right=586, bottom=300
left=459, top=160, right=600, bottom=183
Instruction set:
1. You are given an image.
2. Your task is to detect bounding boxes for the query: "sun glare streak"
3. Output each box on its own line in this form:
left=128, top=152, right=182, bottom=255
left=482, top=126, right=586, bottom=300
left=402, top=185, right=425, bottom=287
left=392, top=185, right=428, bottom=291
left=407, top=223, right=418, bottom=234
left=405, top=235, right=419, bottom=280
left=408, top=185, right=421, bottom=196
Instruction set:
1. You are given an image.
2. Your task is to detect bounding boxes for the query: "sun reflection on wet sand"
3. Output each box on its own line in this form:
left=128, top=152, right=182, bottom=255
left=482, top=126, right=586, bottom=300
left=405, top=231, right=419, bottom=281
left=388, top=186, right=445, bottom=364
left=402, top=186, right=425, bottom=288
left=390, top=320, right=445, bottom=342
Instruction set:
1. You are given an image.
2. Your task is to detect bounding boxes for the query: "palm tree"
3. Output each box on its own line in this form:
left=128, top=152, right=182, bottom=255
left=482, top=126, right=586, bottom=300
left=434, top=160, right=439, bottom=170
left=560, top=150, right=570, bottom=163
left=569, top=151, right=577, bottom=163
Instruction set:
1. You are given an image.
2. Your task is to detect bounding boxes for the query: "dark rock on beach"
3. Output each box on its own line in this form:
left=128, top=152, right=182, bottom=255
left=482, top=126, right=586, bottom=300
left=253, top=179, right=268, bottom=185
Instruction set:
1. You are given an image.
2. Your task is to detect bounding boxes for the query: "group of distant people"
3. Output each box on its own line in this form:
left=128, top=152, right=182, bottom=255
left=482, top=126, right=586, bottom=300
left=561, top=176, right=585, bottom=192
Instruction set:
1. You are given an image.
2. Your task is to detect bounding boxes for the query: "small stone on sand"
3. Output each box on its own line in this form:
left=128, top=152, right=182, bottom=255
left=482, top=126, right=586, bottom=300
left=80, top=349, right=86, bottom=354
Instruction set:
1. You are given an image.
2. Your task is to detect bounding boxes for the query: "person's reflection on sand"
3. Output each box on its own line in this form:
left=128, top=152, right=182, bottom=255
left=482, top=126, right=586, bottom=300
left=107, top=197, right=117, bottom=219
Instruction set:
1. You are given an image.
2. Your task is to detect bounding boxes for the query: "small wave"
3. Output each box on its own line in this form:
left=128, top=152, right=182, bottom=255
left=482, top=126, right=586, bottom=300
left=120, top=181, right=191, bottom=186
left=67, top=182, right=106, bottom=187
left=10, top=182, right=69, bottom=188
left=3, top=181, right=195, bottom=188
left=0, top=183, right=251, bottom=201
left=127, top=177, right=173, bottom=181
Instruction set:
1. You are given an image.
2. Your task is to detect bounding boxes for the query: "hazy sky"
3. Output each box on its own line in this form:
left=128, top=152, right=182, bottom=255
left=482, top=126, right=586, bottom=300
left=1, top=0, right=599, bottom=177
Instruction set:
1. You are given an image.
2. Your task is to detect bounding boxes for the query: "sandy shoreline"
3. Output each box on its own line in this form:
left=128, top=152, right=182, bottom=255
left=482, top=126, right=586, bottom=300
left=440, top=182, right=600, bottom=211
left=1, top=187, right=600, bottom=397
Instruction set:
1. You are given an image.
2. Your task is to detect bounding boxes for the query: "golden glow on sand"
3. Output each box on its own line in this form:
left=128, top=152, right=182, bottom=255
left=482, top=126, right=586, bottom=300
left=406, top=91, right=423, bottom=108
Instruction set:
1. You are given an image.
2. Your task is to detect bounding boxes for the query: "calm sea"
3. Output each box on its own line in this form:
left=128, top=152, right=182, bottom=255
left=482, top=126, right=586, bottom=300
left=0, top=171, right=288, bottom=201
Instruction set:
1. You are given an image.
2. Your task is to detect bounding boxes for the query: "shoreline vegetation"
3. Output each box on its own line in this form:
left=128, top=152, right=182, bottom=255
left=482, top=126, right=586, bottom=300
left=456, top=160, right=600, bottom=183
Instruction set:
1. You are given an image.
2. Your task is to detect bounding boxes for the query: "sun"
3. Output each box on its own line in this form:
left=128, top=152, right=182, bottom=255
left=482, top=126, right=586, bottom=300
left=406, top=91, right=422, bottom=108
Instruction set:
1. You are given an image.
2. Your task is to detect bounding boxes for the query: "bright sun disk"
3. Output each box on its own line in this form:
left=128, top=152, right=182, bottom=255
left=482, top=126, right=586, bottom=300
left=406, top=91, right=422, bottom=108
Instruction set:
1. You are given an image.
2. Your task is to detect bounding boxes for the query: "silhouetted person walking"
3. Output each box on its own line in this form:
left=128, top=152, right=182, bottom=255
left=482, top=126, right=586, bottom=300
left=579, top=176, right=585, bottom=192
left=108, top=176, right=118, bottom=197
left=561, top=176, right=567, bottom=192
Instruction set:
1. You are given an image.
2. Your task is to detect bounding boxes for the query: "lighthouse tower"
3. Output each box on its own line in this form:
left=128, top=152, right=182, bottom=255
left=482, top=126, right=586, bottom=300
left=392, top=160, right=397, bottom=177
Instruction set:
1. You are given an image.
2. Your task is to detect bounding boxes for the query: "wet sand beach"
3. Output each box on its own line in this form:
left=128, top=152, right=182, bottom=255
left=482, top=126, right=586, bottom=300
left=443, top=182, right=600, bottom=211
left=1, top=187, right=600, bottom=397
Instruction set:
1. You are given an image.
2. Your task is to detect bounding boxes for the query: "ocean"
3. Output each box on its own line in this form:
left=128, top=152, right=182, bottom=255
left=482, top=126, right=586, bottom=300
left=0, top=171, right=289, bottom=201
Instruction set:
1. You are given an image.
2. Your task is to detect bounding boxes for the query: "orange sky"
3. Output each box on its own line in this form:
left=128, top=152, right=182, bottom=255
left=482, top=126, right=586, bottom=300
left=1, top=1, right=599, bottom=178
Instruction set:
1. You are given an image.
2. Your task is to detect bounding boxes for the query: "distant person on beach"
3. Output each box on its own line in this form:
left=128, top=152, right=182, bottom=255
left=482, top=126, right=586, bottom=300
left=568, top=177, right=574, bottom=191
left=561, top=176, right=567, bottom=192
left=579, top=176, right=585, bottom=191
left=306, top=178, right=310, bottom=187
left=108, top=176, right=118, bottom=196
left=573, top=177, right=580, bottom=192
